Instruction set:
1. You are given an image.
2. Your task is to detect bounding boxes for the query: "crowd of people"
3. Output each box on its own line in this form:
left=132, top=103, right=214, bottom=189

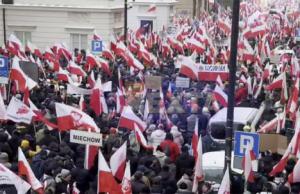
left=0, top=0, right=300, bottom=194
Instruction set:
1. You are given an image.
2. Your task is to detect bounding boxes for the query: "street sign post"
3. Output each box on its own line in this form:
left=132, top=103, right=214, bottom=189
left=0, top=56, right=9, bottom=84
left=91, top=40, right=103, bottom=54
left=70, top=130, right=102, bottom=146
left=234, top=131, right=260, bottom=158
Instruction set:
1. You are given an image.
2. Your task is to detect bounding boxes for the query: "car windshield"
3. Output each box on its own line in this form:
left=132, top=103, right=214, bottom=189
left=210, top=122, right=245, bottom=140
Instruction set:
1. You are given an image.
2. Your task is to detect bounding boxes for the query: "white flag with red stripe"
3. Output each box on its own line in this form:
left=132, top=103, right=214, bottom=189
left=117, top=87, right=127, bottom=114
left=191, top=118, right=199, bottom=160
left=6, top=97, right=35, bottom=124
left=216, top=75, right=224, bottom=89
left=0, top=90, right=6, bottom=120
left=147, top=4, right=156, bottom=12
left=98, top=150, right=122, bottom=194
left=55, top=102, right=99, bottom=132
left=243, top=145, right=255, bottom=183
left=0, top=163, right=31, bottom=194
left=18, top=147, right=43, bottom=193
left=218, top=166, right=230, bottom=194
left=68, top=61, right=87, bottom=77
left=266, top=72, right=285, bottom=90
left=192, top=135, right=204, bottom=192
left=288, top=77, right=299, bottom=114
left=110, top=141, right=127, bottom=181
left=88, top=71, right=96, bottom=88
left=213, top=85, right=228, bottom=107
left=288, top=158, right=300, bottom=183
left=179, top=56, right=198, bottom=80
left=134, top=123, right=153, bottom=150
left=84, top=144, right=98, bottom=170
left=119, top=106, right=146, bottom=131
left=121, top=161, right=132, bottom=194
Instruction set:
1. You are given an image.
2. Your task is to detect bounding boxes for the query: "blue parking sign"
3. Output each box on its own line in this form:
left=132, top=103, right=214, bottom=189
left=92, top=40, right=103, bottom=53
left=234, top=131, right=260, bottom=158
left=0, top=56, right=9, bottom=84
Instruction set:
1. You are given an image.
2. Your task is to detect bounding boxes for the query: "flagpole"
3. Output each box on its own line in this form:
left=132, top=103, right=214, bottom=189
left=124, top=0, right=128, bottom=46
left=225, top=0, right=240, bottom=189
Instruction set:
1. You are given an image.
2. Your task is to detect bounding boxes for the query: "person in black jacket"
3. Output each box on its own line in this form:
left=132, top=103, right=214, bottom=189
left=175, top=146, right=195, bottom=180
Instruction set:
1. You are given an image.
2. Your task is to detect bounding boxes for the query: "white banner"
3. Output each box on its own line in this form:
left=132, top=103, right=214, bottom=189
left=6, top=97, right=35, bottom=124
left=70, top=130, right=102, bottom=146
left=175, top=77, right=190, bottom=88
left=67, top=84, right=92, bottom=95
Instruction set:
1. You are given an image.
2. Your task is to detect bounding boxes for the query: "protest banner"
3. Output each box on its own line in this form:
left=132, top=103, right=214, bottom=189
left=70, top=130, right=102, bottom=146
left=259, top=133, right=288, bottom=155
left=176, top=77, right=190, bottom=88
left=145, top=75, right=162, bottom=90
left=198, top=64, right=229, bottom=81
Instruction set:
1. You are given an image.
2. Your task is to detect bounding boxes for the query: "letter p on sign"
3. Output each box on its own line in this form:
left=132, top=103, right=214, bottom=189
left=92, top=40, right=103, bottom=53
left=234, top=131, right=260, bottom=158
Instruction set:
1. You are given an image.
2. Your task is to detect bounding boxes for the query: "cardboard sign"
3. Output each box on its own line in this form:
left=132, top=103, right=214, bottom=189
left=198, top=64, right=229, bottom=81
left=176, top=77, right=190, bottom=88
left=145, top=75, right=162, bottom=90
left=70, top=130, right=102, bottom=146
left=259, top=133, right=287, bottom=155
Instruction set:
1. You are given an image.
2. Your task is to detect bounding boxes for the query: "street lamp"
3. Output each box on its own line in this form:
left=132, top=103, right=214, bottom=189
left=124, top=0, right=128, bottom=45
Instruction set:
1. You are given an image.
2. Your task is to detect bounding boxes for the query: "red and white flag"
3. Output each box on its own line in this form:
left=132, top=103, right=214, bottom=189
left=147, top=4, right=156, bottom=12
left=213, top=85, right=228, bottom=107
left=134, top=123, right=153, bottom=150
left=26, top=41, right=42, bottom=59
left=216, top=75, right=224, bottom=89
left=98, top=150, right=122, bottom=194
left=88, top=71, right=96, bottom=88
left=191, top=118, right=199, bottom=160
left=121, top=161, right=132, bottom=194
left=79, top=95, right=86, bottom=111
left=18, top=147, right=43, bottom=193
left=110, top=141, right=127, bottom=181
left=218, top=166, right=230, bottom=194
left=55, top=102, right=99, bottom=132
left=179, top=56, right=198, bottom=80
left=288, top=77, right=299, bottom=114
left=257, top=117, right=278, bottom=133
left=98, top=57, right=112, bottom=76
left=57, top=68, right=73, bottom=84
left=84, top=144, right=98, bottom=170
left=266, top=72, right=285, bottom=90
left=90, top=88, right=108, bottom=116
left=0, top=163, right=31, bottom=194
left=0, top=90, right=6, bottom=120
left=10, top=57, right=37, bottom=92
left=93, top=32, right=102, bottom=41
left=68, top=61, right=87, bottom=77
left=102, top=48, right=115, bottom=61
left=116, top=87, right=126, bottom=114
left=243, top=145, right=255, bottom=183
left=119, top=106, right=146, bottom=131
left=192, top=135, right=204, bottom=192
left=6, top=97, right=35, bottom=124
left=288, top=158, right=300, bottom=183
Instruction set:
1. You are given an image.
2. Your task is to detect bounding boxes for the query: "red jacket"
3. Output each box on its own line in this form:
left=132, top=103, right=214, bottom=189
left=160, top=140, right=180, bottom=162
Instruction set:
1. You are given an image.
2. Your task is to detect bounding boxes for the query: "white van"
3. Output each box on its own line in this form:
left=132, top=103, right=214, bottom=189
left=203, top=107, right=258, bottom=152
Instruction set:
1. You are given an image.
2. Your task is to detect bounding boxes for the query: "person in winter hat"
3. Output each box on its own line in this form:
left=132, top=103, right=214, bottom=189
left=160, top=133, right=180, bottom=162
left=55, top=169, right=71, bottom=194
left=149, top=126, right=166, bottom=148
left=0, top=152, right=11, bottom=168
left=170, top=126, right=184, bottom=149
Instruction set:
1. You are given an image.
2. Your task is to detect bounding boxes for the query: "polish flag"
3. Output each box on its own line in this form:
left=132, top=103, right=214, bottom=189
left=179, top=56, right=198, bottom=80
left=18, top=147, right=43, bottom=193
left=266, top=72, right=285, bottom=91
left=257, top=117, right=278, bottom=133
left=116, top=87, right=126, bottom=114
left=213, top=85, right=228, bottom=107
left=288, top=158, right=300, bottom=183
left=110, top=141, right=127, bottom=181
left=98, top=57, right=112, bottom=76
left=10, top=57, right=37, bottom=92
left=121, top=161, right=132, bottom=194
left=0, top=163, right=31, bottom=194
left=6, top=97, right=35, bottom=124
left=218, top=166, right=230, bottom=194
left=147, top=4, right=156, bottom=12
left=84, top=144, right=98, bottom=170
left=134, top=123, right=153, bottom=150
left=68, top=61, right=87, bottom=77
left=26, top=41, right=42, bottom=59
left=192, top=135, right=204, bottom=192
left=269, top=142, right=291, bottom=176
left=119, top=106, right=146, bottom=132
left=239, top=74, right=247, bottom=84
left=57, top=68, right=73, bottom=83
left=143, top=99, right=149, bottom=121
left=86, top=53, right=100, bottom=70
left=263, top=62, right=272, bottom=80
left=186, top=38, right=206, bottom=54
left=0, top=90, right=6, bottom=120
left=216, top=75, right=224, bottom=89
left=98, top=150, right=122, bottom=194
left=218, top=18, right=231, bottom=34
left=88, top=71, right=96, bottom=88
left=47, top=59, right=60, bottom=72
left=44, top=47, right=55, bottom=61
left=55, top=102, right=99, bottom=132
left=8, top=34, right=22, bottom=51
left=191, top=118, right=199, bottom=160
left=102, top=48, right=115, bottom=61
left=288, top=77, right=299, bottom=115
left=90, top=79, right=108, bottom=116
left=243, top=145, right=255, bottom=183
left=118, top=68, right=125, bottom=93
left=93, top=32, right=102, bottom=40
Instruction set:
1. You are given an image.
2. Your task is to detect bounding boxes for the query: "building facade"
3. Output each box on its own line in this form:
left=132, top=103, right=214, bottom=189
left=127, top=0, right=177, bottom=33
left=0, top=0, right=124, bottom=51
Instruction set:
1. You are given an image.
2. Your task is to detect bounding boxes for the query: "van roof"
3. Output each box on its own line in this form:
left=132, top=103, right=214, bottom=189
left=209, top=107, right=258, bottom=125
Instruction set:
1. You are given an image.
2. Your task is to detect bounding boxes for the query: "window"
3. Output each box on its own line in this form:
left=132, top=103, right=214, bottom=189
left=14, top=31, right=31, bottom=45
left=70, top=33, right=88, bottom=51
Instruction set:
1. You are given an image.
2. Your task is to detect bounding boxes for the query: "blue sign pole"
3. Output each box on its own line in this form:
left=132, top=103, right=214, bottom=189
left=92, top=40, right=103, bottom=54
left=0, top=56, right=9, bottom=84
left=234, top=131, right=260, bottom=158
